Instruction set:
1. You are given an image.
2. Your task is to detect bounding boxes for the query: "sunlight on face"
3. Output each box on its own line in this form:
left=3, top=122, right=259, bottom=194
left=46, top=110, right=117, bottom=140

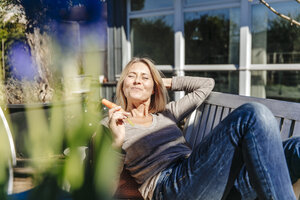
left=122, top=62, right=154, bottom=104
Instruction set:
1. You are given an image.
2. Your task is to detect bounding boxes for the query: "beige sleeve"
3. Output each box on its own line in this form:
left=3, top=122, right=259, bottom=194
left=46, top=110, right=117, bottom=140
left=166, top=76, right=215, bottom=122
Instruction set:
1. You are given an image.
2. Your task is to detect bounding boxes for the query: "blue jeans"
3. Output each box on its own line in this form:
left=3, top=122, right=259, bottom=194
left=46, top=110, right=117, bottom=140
left=227, top=137, right=300, bottom=200
left=152, top=103, right=296, bottom=200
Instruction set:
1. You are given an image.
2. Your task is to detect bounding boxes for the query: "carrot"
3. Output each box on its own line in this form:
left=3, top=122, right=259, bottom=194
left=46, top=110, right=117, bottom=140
left=101, top=99, right=120, bottom=110
left=101, top=99, right=134, bottom=126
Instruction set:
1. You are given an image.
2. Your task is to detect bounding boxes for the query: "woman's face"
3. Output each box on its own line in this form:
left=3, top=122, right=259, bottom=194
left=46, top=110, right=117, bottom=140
left=122, top=62, right=154, bottom=104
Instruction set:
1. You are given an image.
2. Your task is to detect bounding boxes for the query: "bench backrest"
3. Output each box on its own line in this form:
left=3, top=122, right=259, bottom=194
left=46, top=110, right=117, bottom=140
left=184, top=92, right=300, bottom=149
left=114, top=91, right=300, bottom=199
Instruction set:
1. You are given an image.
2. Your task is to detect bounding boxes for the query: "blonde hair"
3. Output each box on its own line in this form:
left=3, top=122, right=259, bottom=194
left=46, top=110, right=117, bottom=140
left=116, top=57, right=168, bottom=113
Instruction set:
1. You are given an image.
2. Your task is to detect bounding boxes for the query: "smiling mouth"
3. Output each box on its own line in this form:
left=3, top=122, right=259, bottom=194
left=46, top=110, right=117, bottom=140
left=131, top=87, right=142, bottom=91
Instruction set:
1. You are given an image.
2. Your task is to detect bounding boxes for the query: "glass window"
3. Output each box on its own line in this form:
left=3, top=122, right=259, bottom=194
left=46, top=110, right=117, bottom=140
left=252, top=1, right=300, bottom=64
left=130, top=15, right=174, bottom=65
left=161, top=71, right=173, bottom=79
left=185, top=71, right=239, bottom=94
left=184, top=8, right=240, bottom=64
left=184, top=0, right=235, bottom=6
left=161, top=71, right=175, bottom=100
left=131, top=0, right=173, bottom=12
left=251, top=71, right=300, bottom=103
left=184, top=0, right=211, bottom=5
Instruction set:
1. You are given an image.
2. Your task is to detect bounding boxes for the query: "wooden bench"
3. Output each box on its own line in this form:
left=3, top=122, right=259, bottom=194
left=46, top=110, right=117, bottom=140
left=115, top=91, right=300, bottom=199
left=2, top=92, right=300, bottom=198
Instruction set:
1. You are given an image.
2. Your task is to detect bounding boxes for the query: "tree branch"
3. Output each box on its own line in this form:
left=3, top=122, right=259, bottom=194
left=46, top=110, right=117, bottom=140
left=259, top=0, right=300, bottom=26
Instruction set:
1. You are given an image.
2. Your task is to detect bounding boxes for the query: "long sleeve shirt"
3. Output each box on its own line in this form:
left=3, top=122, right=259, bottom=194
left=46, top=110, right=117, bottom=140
left=103, top=76, right=215, bottom=199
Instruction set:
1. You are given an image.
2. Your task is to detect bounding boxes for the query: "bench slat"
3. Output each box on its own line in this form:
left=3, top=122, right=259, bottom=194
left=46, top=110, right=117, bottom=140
left=193, top=104, right=210, bottom=148
left=212, top=106, right=223, bottom=129
left=184, top=105, right=205, bottom=148
left=183, top=110, right=197, bottom=147
left=190, top=105, right=205, bottom=148
left=293, top=122, right=300, bottom=137
left=204, top=105, right=217, bottom=138
left=221, top=107, right=230, bottom=121
left=280, top=119, right=293, bottom=140
left=276, top=117, right=282, bottom=130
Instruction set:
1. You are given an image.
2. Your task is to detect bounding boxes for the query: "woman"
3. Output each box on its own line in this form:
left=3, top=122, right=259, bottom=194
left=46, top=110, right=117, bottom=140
left=105, top=57, right=299, bottom=200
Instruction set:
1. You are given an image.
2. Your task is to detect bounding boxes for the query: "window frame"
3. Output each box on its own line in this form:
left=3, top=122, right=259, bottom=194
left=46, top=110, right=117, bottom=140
left=125, top=0, right=300, bottom=98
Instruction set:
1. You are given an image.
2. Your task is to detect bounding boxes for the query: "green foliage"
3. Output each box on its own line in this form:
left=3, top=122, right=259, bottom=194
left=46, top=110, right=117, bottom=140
left=131, top=17, right=174, bottom=65
left=0, top=23, right=26, bottom=44
left=267, top=15, right=300, bottom=63
left=0, top=79, right=118, bottom=199
left=0, top=1, right=26, bottom=77
left=0, top=1, right=114, bottom=196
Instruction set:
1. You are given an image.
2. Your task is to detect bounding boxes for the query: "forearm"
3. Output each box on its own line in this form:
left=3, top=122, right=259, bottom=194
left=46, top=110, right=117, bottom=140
left=166, top=76, right=215, bottom=121
left=171, top=76, right=215, bottom=92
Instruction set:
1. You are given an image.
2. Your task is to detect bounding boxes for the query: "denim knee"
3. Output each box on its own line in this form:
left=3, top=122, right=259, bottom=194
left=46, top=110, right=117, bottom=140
left=240, top=102, right=274, bottom=121
left=240, top=102, right=277, bottom=125
left=236, top=102, right=280, bottom=140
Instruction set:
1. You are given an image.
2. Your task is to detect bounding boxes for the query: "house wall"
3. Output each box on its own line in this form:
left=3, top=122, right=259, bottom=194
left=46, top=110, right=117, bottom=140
left=107, top=0, right=300, bottom=102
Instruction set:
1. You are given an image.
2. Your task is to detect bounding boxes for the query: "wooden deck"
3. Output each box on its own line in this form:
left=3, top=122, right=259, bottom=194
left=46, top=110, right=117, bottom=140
left=13, top=158, right=34, bottom=193
left=13, top=177, right=34, bottom=193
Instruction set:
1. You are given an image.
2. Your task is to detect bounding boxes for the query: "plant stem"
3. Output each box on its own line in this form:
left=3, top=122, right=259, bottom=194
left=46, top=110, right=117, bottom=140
left=1, top=39, right=4, bottom=79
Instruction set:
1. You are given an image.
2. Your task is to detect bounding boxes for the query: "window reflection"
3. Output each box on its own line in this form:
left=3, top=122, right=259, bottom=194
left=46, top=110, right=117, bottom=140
left=131, top=0, right=173, bottom=11
left=251, top=71, right=300, bottom=103
left=185, top=71, right=239, bottom=94
left=130, top=15, right=174, bottom=65
left=184, top=0, right=210, bottom=5
left=184, top=8, right=240, bottom=64
left=161, top=71, right=175, bottom=100
left=184, top=0, right=232, bottom=6
left=252, top=1, right=300, bottom=64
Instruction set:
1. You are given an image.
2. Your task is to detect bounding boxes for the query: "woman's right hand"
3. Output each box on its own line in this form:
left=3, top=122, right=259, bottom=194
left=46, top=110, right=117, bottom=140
left=162, top=78, right=172, bottom=90
left=108, top=106, right=131, bottom=149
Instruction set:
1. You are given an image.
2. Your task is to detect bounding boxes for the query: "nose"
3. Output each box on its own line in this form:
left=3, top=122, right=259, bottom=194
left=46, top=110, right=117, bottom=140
left=134, top=76, right=142, bottom=84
